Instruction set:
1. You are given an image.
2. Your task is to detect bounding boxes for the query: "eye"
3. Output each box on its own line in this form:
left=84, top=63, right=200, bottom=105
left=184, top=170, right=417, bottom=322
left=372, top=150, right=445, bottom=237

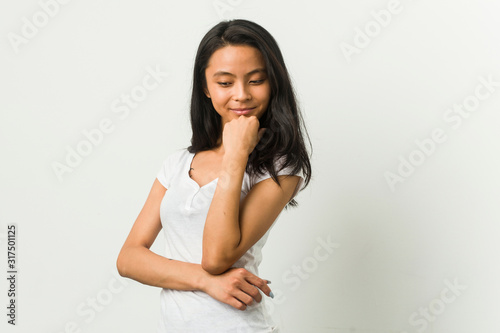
left=217, top=82, right=232, bottom=87
left=250, top=79, right=266, bottom=85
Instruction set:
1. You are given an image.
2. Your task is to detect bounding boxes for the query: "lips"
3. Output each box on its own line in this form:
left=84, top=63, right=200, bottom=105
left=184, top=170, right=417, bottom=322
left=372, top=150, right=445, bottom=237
left=230, top=107, right=256, bottom=115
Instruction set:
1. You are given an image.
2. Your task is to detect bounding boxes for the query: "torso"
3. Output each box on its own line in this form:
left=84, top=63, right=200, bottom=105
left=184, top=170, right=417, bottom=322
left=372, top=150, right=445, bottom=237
left=188, top=149, right=224, bottom=188
left=157, top=147, right=279, bottom=331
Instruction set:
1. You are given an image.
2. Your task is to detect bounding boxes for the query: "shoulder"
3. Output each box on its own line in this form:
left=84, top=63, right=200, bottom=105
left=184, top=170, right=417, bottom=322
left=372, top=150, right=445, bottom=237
left=156, top=147, right=191, bottom=189
left=251, top=155, right=304, bottom=178
left=242, top=155, right=305, bottom=206
left=247, top=155, right=305, bottom=190
left=159, top=147, right=191, bottom=167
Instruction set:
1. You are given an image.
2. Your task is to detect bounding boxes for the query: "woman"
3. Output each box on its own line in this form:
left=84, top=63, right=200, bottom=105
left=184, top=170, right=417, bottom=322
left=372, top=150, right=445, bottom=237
left=117, top=19, right=312, bottom=332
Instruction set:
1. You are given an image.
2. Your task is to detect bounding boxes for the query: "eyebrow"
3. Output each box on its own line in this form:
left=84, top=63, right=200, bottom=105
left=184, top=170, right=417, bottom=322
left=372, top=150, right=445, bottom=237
left=212, top=68, right=267, bottom=78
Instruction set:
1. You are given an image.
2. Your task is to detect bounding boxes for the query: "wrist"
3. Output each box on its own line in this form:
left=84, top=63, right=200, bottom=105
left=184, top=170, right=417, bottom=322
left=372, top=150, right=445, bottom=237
left=218, top=153, right=247, bottom=189
left=196, top=265, right=212, bottom=292
left=222, top=151, right=247, bottom=172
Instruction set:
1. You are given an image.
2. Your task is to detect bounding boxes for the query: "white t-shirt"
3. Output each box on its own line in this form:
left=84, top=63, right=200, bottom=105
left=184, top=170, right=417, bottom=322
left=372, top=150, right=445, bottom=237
left=155, top=148, right=305, bottom=333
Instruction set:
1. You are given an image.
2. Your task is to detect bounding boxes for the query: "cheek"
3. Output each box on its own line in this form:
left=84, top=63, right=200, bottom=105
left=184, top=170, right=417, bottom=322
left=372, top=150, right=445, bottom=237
left=258, top=85, right=271, bottom=104
left=210, top=89, right=230, bottom=105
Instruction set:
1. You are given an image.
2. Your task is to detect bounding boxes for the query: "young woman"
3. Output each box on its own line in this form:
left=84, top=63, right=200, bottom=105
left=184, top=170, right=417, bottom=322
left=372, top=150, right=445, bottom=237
left=117, top=19, right=312, bottom=332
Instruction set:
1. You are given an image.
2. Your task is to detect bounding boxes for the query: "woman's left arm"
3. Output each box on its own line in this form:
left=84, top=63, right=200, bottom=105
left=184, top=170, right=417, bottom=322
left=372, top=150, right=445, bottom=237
left=201, top=116, right=301, bottom=275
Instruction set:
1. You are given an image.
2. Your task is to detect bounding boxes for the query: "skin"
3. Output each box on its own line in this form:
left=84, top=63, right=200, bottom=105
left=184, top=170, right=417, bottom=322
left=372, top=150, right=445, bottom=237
left=204, top=44, right=270, bottom=130
left=117, top=45, right=301, bottom=311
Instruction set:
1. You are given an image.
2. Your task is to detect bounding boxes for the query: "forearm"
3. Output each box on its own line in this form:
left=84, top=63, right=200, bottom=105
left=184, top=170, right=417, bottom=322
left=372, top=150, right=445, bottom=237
left=202, top=152, right=247, bottom=272
left=117, top=244, right=273, bottom=311
left=117, top=245, right=210, bottom=292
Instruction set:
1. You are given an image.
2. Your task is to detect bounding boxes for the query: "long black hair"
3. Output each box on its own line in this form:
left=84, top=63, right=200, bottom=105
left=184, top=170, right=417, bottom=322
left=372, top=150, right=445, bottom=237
left=187, top=19, right=312, bottom=207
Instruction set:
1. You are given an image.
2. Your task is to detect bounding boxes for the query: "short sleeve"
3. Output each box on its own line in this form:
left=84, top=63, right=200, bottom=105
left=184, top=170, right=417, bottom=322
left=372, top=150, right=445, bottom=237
left=156, top=149, right=183, bottom=189
left=250, top=157, right=306, bottom=202
left=156, top=157, right=171, bottom=189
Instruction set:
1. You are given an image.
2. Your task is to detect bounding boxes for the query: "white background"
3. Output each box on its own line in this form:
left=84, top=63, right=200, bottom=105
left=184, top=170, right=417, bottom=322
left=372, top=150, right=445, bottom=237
left=1, top=0, right=499, bottom=332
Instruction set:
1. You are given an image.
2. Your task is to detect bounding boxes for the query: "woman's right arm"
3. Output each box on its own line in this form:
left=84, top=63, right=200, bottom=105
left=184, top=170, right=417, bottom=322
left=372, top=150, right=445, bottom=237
left=116, top=178, right=273, bottom=310
left=116, top=178, right=206, bottom=291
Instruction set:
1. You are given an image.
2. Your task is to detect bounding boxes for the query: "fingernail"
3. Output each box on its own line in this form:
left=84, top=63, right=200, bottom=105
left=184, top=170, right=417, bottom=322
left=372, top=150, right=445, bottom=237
left=269, top=291, right=274, bottom=299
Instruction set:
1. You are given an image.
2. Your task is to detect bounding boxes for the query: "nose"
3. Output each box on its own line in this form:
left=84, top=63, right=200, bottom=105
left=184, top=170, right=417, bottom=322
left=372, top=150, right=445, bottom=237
left=232, top=81, right=251, bottom=101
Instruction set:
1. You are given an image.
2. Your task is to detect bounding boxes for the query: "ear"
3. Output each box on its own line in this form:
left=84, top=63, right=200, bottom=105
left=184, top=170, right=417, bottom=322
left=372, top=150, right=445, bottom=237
left=204, top=87, right=211, bottom=98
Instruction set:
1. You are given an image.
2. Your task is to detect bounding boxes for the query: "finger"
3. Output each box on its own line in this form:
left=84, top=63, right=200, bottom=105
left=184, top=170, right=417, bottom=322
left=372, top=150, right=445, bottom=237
left=232, top=269, right=265, bottom=302
left=233, top=289, right=255, bottom=308
left=239, top=282, right=262, bottom=303
left=244, top=275, right=272, bottom=298
left=227, top=296, right=247, bottom=311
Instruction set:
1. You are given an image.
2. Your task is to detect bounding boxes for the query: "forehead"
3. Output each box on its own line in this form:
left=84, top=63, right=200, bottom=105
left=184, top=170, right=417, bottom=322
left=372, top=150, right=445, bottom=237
left=206, top=45, right=266, bottom=74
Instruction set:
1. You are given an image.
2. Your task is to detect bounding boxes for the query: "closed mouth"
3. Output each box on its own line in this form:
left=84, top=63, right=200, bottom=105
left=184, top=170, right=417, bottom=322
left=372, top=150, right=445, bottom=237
left=230, top=107, right=256, bottom=111
left=230, top=107, right=256, bottom=115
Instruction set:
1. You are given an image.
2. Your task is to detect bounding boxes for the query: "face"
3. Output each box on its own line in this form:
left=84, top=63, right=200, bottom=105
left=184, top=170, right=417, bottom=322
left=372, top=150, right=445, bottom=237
left=204, top=45, right=271, bottom=129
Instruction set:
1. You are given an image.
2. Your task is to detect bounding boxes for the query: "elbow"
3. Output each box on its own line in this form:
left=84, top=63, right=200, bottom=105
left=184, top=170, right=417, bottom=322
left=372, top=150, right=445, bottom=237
left=116, top=249, right=129, bottom=278
left=201, top=255, right=233, bottom=275
left=201, top=259, right=227, bottom=275
left=202, top=242, right=242, bottom=275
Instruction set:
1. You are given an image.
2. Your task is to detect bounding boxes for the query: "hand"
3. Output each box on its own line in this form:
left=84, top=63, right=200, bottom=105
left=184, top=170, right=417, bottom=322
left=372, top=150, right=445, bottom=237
left=202, top=267, right=273, bottom=311
left=222, top=116, right=266, bottom=157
